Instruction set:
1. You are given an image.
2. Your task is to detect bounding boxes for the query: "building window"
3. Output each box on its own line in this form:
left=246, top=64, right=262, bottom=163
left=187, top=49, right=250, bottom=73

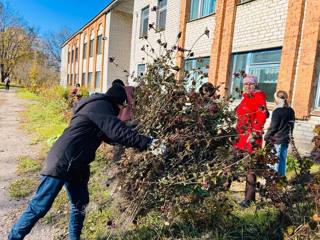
left=95, top=71, right=101, bottom=89
left=313, top=43, right=320, bottom=109
left=75, top=48, right=79, bottom=62
left=71, top=49, right=74, bottom=63
left=97, top=35, right=102, bottom=55
left=190, top=0, right=216, bottom=21
left=137, top=64, right=146, bottom=76
left=88, top=72, right=93, bottom=88
left=83, top=43, right=87, bottom=59
left=68, top=52, right=70, bottom=63
left=140, top=6, right=149, bottom=38
left=231, top=49, right=282, bottom=102
left=82, top=73, right=86, bottom=86
left=70, top=74, right=73, bottom=85
left=157, top=0, right=167, bottom=31
left=89, top=39, right=94, bottom=58
left=184, top=57, right=210, bottom=91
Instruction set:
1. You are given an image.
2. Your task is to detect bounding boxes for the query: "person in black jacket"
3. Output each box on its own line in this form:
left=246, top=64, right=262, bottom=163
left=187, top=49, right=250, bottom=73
left=9, top=84, right=162, bottom=240
left=264, top=90, right=295, bottom=176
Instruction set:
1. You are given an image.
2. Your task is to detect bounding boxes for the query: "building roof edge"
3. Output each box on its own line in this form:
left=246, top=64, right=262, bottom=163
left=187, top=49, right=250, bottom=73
left=61, top=0, right=119, bottom=48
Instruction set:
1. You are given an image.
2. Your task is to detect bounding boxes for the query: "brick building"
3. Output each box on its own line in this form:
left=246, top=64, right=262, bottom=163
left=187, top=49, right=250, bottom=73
left=61, top=0, right=320, bottom=152
left=61, top=0, right=134, bottom=93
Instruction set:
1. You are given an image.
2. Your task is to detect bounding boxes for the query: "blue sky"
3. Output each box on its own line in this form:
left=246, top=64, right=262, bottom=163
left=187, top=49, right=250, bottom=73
left=9, top=0, right=112, bottom=35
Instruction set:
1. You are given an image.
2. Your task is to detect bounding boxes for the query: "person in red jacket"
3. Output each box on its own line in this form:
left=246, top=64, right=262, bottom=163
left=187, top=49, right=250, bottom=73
left=112, top=79, right=136, bottom=162
left=234, top=75, right=268, bottom=208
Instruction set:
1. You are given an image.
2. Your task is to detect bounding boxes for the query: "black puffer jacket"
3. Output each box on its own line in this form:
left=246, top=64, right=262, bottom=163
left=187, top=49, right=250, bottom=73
left=264, top=106, right=295, bottom=144
left=41, top=93, right=151, bottom=181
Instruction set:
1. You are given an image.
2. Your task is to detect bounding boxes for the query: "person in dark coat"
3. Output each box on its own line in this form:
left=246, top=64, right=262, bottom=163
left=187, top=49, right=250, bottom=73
left=4, top=76, right=10, bottom=90
left=264, top=90, right=295, bottom=176
left=9, top=84, right=160, bottom=240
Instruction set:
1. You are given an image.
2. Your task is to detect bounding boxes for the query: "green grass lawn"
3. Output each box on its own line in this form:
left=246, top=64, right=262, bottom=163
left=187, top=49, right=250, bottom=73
left=17, top=89, right=67, bottom=146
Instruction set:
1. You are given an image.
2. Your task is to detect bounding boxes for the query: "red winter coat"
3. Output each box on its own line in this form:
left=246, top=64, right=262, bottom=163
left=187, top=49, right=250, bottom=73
left=234, top=90, right=268, bottom=153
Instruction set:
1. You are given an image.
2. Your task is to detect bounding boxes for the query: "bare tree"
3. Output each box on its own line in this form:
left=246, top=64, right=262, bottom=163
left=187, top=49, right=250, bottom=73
left=42, top=28, right=72, bottom=70
left=0, top=1, right=36, bottom=82
left=13, top=38, right=60, bottom=88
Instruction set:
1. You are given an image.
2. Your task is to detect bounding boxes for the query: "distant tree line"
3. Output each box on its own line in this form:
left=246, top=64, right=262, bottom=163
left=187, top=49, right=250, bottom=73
left=0, top=1, right=71, bottom=88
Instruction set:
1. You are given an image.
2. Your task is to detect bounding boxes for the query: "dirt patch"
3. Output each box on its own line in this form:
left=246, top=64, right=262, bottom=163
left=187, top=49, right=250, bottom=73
left=0, top=89, right=57, bottom=239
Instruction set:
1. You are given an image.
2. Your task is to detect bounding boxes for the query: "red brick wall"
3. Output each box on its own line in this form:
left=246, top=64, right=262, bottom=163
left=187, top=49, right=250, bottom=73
left=277, top=0, right=305, bottom=102
left=208, top=0, right=226, bottom=86
left=176, top=0, right=190, bottom=81
left=292, top=0, right=320, bottom=118
left=208, top=0, right=238, bottom=96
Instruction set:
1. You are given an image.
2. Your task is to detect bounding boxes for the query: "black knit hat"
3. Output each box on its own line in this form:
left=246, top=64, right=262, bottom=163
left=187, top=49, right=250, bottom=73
left=112, top=79, right=125, bottom=87
left=106, top=84, right=127, bottom=105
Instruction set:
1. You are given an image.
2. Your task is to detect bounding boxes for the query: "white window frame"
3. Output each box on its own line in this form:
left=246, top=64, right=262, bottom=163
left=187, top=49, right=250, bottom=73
left=75, top=47, right=79, bottom=62
left=230, top=49, right=282, bottom=102
left=88, top=72, right=93, bottom=88
left=190, top=0, right=216, bottom=21
left=137, top=64, right=146, bottom=76
left=314, top=43, right=320, bottom=109
left=71, top=49, right=74, bottom=63
left=97, top=35, right=102, bottom=55
left=156, top=0, right=167, bottom=31
left=83, top=43, right=87, bottom=59
left=184, top=56, right=210, bottom=91
left=89, top=39, right=94, bottom=58
left=95, top=71, right=101, bottom=89
left=140, top=6, right=149, bottom=38
left=82, top=73, right=86, bottom=86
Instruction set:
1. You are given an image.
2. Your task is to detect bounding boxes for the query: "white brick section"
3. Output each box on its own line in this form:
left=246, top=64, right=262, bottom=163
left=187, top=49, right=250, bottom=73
left=75, top=62, right=79, bottom=74
left=129, top=0, right=181, bottom=80
left=232, top=0, right=288, bottom=52
left=107, top=10, right=133, bottom=90
left=103, top=12, right=111, bottom=92
left=60, top=45, right=68, bottom=86
left=83, top=59, right=87, bottom=74
left=293, top=116, right=320, bottom=153
left=102, top=10, right=132, bottom=92
left=96, top=55, right=102, bottom=71
left=185, top=15, right=215, bottom=58
left=89, top=58, right=94, bottom=73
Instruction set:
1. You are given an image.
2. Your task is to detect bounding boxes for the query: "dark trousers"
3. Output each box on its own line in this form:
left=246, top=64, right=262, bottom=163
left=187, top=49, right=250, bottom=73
left=234, top=150, right=256, bottom=202
left=5, top=84, right=10, bottom=90
left=9, top=176, right=89, bottom=240
left=245, top=169, right=256, bottom=201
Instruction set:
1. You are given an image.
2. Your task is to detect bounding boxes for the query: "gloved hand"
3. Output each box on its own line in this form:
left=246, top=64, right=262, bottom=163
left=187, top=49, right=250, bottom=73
left=149, top=138, right=167, bottom=156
